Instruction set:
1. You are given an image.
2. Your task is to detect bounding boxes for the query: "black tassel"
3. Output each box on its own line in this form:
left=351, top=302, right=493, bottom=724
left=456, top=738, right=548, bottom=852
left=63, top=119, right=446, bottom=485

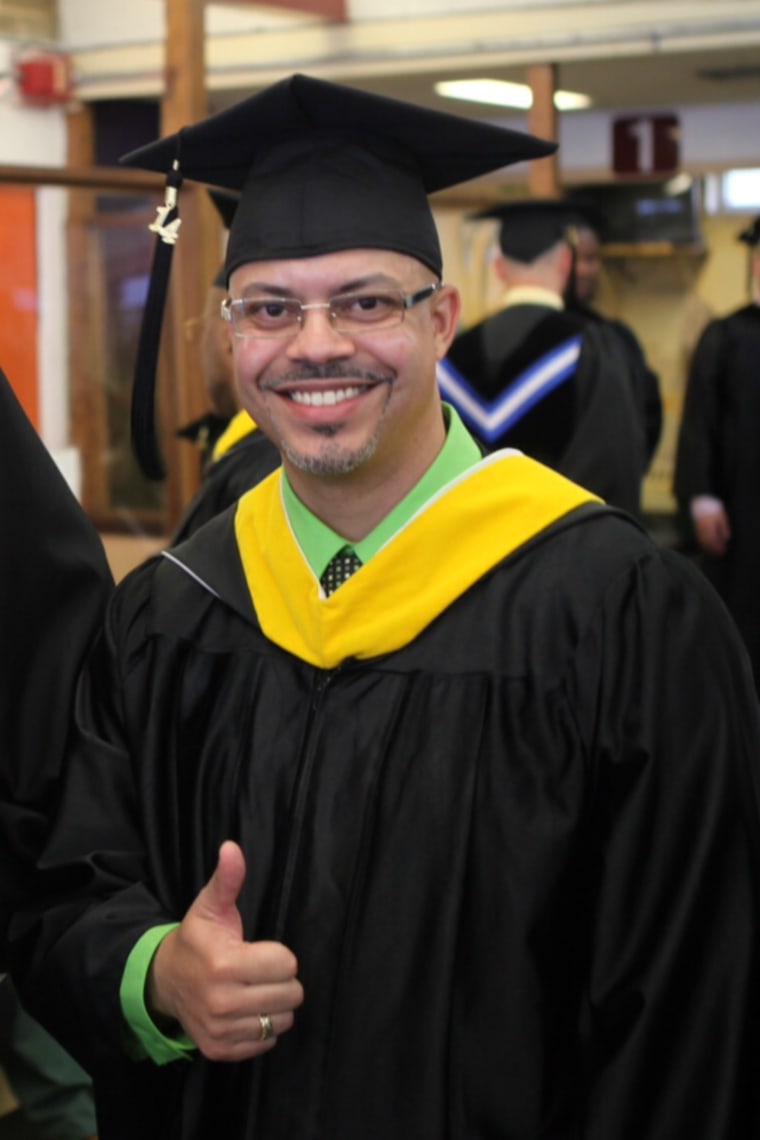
left=130, top=156, right=183, bottom=481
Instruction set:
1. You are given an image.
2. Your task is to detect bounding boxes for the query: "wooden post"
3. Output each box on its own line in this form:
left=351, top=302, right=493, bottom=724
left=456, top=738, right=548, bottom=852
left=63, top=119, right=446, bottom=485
left=159, top=0, right=219, bottom=527
left=526, top=63, right=560, bottom=199
left=66, top=104, right=110, bottom=515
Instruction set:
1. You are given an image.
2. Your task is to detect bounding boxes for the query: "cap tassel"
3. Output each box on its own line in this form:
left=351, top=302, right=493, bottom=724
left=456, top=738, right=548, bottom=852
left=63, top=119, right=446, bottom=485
left=130, top=156, right=183, bottom=481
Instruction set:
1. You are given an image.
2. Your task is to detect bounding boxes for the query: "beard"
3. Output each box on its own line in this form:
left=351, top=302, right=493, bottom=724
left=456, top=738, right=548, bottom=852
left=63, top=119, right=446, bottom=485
left=281, top=419, right=383, bottom=476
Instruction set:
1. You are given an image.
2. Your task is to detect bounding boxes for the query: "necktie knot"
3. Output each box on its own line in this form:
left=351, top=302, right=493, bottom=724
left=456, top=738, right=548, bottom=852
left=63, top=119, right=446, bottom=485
left=320, top=547, right=363, bottom=596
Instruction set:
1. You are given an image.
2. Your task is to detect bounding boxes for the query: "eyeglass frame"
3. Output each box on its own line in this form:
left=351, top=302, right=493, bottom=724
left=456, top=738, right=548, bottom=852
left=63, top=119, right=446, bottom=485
left=220, top=282, right=443, bottom=339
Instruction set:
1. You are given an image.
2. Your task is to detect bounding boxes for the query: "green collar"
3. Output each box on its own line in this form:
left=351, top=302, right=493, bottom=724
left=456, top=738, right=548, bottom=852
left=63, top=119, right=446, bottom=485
left=282, top=403, right=482, bottom=579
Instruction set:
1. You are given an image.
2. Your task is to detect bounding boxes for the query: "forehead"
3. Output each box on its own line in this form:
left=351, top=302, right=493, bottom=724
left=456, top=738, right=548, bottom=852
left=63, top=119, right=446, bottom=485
left=228, top=247, right=429, bottom=295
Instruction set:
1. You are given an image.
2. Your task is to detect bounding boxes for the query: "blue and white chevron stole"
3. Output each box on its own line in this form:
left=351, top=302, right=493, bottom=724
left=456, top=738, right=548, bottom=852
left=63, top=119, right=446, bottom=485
left=437, top=334, right=583, bottom=445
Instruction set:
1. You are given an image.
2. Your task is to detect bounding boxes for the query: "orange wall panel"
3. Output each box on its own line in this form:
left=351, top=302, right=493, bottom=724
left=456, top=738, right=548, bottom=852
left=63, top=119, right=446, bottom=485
left=0, top=187, right=39, bottom=428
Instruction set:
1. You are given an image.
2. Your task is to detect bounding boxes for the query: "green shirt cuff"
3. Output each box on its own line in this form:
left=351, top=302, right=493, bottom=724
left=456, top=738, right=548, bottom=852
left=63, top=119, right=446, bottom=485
left=119, top=924, right=196, bottom=1065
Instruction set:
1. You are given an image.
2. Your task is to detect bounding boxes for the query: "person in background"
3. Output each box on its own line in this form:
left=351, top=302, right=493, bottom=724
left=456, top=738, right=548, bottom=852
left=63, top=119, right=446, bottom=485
left=564, top=197, right=663, bottom=467
left=7, top=77, right=760, bottom=1140
left=442, top=199, right=645, bottom=514
left=673, top=214, right=760, bottom=693
left=0, top=366, right=109, bottom=1139
left=173, top=189, right=280, bottom=542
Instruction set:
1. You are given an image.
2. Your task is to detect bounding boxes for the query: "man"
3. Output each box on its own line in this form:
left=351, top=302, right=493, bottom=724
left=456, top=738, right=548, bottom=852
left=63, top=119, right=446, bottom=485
left=442, top=200, right=646, bottom=515
left=173, top=189, right=280, bottom=542
left=674, top=215, right=760, bottom=692
left=565, top=198, right=663, bottom=465
left=8, top=76, right=760, bottom=1140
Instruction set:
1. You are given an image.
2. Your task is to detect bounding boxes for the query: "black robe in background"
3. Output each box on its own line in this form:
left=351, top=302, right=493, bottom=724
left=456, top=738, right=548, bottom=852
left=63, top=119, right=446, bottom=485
left=673, top=304, right=760, bottom=689
left=8, top=456, right=760, bottom=1139
left=0, top=367, right=113, bottom=961
left=445, top=304, right=646, bottom=514
left=572, top=303, right=663, bottom=464
left=172, top=425, right=280, bottom=543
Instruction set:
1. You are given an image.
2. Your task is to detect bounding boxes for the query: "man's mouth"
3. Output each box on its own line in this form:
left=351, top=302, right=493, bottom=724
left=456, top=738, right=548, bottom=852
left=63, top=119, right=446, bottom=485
left=289, top=386, right=367, bottom=407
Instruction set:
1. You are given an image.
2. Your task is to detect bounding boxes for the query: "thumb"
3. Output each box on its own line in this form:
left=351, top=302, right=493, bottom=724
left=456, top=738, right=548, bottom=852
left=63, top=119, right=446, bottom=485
left=194, top=840, right=246, bottom=937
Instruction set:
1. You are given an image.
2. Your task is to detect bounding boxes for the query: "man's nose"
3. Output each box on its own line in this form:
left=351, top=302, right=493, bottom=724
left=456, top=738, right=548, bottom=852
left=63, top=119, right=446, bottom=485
left=285, top=308, right=355, bottom=360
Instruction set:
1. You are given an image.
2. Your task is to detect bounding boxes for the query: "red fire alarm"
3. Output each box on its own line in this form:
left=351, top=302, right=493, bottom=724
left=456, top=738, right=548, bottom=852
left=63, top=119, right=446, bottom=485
left=16, top=51, right=73, bottom=107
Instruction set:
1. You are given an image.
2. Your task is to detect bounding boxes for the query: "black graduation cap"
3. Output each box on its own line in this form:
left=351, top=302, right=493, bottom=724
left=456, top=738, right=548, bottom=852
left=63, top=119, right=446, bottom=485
left=737, top=216, right=760, bottom=247
left=208, top=188, right=240, bottom=287
left=473, top=198, right=579, bottom=262
left=208, top=187, right=240, bottom=231
left=119, top=73, right=556, bottom=479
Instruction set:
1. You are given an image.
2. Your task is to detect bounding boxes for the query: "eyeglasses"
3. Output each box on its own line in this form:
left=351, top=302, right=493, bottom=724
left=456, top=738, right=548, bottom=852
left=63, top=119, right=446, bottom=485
left=220, top=283, right=442, bottom=339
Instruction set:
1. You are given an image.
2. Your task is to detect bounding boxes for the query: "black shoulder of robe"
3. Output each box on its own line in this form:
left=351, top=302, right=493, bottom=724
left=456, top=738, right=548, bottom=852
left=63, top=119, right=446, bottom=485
left=171, top=428, right=281, bottom=543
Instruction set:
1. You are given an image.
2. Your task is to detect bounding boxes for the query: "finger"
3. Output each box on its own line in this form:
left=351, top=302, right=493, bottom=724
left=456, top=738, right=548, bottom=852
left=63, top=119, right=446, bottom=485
left=236, top=941, right=301, bottom=985
left=194, top=841, right=247, bottom=934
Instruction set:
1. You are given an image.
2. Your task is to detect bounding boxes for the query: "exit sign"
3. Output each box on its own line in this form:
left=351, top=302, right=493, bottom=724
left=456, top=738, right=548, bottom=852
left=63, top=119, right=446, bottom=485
left=612, top=114, right=681, bottom=175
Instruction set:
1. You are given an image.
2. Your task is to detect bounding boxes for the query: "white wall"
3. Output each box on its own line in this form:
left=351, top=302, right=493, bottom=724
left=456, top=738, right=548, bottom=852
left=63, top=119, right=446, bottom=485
left=0, top=43, right=67, bottom=166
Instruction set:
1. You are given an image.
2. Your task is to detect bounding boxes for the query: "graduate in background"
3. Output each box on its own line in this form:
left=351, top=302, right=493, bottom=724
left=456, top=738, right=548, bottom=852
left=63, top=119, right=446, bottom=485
left=7, top=78, right=760, bottom=1140
left=173, top=189, right=280, bottom=543
left=674, top=215, right=760, bottom=692
left=442, top=200, right=646, bottom=515
left=564, top=197, right=663, bottom=466
left=0, top=366, right=109, bottom=1140
left=0, top=366, right=112, bottom=954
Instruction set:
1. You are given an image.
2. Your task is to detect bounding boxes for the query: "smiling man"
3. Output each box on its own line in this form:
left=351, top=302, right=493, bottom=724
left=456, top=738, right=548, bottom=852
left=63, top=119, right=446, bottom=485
left=8, top=75, right=760, bottom=1140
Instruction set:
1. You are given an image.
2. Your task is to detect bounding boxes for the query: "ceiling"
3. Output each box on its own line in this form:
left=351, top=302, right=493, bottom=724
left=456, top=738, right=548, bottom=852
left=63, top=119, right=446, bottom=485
left=209, top=43, right=760, bottom=120
left=62, top=1, right=760, bottom=138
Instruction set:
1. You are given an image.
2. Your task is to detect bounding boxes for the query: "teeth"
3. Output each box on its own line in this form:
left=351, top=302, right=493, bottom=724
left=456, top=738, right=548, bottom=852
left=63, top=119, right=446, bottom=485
left=290, top=387, right=363, bottom=407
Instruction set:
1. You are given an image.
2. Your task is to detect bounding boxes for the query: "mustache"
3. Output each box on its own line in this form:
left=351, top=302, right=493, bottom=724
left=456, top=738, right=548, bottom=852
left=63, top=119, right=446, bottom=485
left=267, top=365, right=394, bottom=386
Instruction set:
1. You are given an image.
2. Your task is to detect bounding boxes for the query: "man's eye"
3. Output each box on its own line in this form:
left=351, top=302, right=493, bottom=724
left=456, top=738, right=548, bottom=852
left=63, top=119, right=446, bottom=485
left=247, top=300, right=295, bottom=324
left=339, top=294, right=397, bottom=320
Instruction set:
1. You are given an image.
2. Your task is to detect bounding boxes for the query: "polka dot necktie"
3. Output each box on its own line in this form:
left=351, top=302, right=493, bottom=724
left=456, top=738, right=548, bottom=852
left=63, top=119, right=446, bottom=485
left=320, top=547, right=363, bottom=596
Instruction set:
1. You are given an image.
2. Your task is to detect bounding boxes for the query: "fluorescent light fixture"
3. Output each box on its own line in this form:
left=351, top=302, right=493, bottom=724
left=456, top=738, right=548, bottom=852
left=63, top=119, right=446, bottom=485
left=434, top=77, right=591, bottom=112
left=722, top=168, right=760, bottom=211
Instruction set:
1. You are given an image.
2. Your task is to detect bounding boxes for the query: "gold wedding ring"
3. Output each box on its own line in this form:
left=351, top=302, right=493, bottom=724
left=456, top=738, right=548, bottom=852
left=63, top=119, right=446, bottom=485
left=259, top=1013, right=274, bottom=1041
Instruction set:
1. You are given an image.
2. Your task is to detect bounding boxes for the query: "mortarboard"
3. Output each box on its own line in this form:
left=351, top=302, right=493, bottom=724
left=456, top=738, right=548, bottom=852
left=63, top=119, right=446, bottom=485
left=208, top=188, right=240, bottom=287
left=737, top=216, right=760, bottom=248
left=473, top=198, right=579, bottom=262
left=119, top=72, right=556, bottom=479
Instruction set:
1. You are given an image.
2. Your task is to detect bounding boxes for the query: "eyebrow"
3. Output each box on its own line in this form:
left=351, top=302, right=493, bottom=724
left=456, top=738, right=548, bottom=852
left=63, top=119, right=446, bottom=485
left=238, top=274, right=402, bottom=299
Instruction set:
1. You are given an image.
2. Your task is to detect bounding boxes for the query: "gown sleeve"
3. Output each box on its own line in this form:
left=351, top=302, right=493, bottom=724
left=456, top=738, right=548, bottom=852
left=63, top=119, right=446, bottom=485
left=6, top=566, right=181, bottom=1079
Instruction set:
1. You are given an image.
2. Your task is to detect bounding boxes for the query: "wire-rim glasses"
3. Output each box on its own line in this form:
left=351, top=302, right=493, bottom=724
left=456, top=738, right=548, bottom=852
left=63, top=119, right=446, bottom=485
left=221, top=282, right=442, bottom=339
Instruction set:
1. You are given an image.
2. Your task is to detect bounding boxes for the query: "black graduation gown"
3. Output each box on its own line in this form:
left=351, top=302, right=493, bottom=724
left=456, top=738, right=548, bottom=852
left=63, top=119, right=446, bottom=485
left=673, top=304, right=760, bottom=689
left=573, top=304, right=663, bottom=464
left=0, top=368, right=113, bottom=962
left=445, top=304, right=645, bottom=514
left=8, top=454, right=760, bottom=1140
left=172, top=425, right=281, bottom=543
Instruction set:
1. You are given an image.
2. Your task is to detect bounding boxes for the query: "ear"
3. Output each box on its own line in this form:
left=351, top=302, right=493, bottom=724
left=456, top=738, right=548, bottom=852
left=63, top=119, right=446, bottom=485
left=431, top=284, right=462, bottom=360
left=493, top=253, right=510, bottom=287
left=557, top=242, right=574, bottom=282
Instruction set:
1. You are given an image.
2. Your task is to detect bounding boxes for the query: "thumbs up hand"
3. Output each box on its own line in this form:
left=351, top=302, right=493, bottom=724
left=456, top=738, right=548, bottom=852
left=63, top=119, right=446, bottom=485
left=146, top=841, right=303, bottom=1061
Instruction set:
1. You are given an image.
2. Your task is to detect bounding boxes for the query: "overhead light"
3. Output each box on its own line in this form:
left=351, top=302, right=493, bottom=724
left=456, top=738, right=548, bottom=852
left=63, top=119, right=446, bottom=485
left=434, top=78, right=591, bottom=112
